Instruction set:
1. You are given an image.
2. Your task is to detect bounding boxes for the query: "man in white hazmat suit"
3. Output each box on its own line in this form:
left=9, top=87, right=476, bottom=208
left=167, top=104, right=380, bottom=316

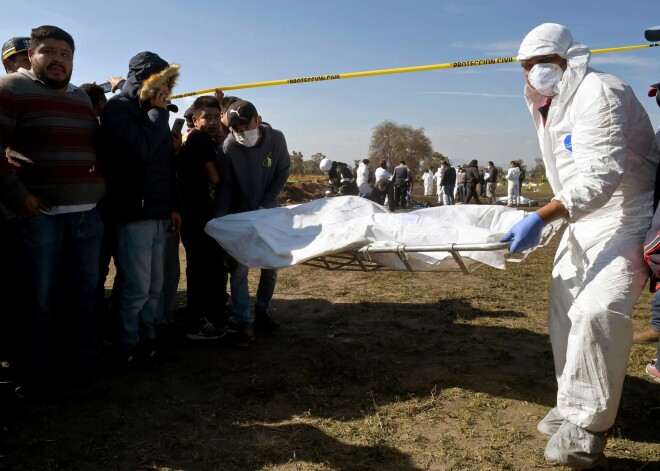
left=356, top=159, right=370, bottom=187
left=422, top=168, right=434, bottom=195
left=500, top=23, right=660, bottom=469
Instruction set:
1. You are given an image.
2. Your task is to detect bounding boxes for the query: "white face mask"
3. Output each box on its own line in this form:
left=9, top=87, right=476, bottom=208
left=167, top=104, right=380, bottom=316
left=233, top=128, right=260, bottom=147
left=527, top=62, right=564, bottom=97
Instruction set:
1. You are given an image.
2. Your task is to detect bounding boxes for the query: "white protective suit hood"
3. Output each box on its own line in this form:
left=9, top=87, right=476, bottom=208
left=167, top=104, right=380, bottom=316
left=518, top=23, right=591, bottom=118
left=517, top=23, right=576, bottom=61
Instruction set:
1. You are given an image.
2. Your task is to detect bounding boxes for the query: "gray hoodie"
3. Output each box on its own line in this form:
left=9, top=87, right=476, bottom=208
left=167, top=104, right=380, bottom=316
left=215, top=123, right=290, bottom=216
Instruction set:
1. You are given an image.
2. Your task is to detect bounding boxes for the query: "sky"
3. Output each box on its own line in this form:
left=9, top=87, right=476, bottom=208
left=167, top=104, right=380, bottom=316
left=6, top=0, right=660, bottom=169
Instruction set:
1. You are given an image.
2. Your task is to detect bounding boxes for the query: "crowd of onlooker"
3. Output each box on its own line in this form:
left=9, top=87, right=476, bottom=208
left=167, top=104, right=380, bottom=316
left=0, top=25, right=290, bottom=398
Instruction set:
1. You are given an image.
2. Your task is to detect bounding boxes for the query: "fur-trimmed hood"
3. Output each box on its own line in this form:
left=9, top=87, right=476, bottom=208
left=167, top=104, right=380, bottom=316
left=121, top=51, right=179, bottom=104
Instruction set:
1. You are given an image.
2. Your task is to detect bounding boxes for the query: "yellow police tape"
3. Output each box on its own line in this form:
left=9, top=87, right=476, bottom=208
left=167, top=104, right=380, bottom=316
left=169, top=43, right=660, bottom=100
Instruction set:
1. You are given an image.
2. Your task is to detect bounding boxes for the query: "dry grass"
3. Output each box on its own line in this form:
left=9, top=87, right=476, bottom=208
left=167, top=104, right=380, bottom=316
left=1, top=182, right=660, bottom=470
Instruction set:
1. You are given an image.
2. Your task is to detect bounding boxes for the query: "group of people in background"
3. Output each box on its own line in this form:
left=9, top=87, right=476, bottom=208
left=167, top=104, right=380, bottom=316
left=0, top=25, right=290, bottom=397
left=322, top=155, right=532, bottom=212
left=329, top=157, right=526, bottom=211
left=420, top=160, right=525, bottom=206
left=321, top=157, right=411, bottom=211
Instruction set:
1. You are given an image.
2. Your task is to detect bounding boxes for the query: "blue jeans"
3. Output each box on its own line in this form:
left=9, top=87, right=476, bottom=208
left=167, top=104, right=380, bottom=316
left=442, top=185, right=455, bottom=205
left=115, top=219, right=167, bottom=348
left=17, top=208, right=103, bottom=379
left=654, top=291, right=660, bottom=370
left=652, top=289, right=660, bottom=332
left=230, top=263, right=278, bottom=323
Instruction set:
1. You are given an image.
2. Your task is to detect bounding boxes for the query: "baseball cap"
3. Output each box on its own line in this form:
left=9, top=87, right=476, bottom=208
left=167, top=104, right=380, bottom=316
left=226, top=100, right=258, bottom=128
left=648, top=82, right=660, bottom=97
left=645, top=25, right=660, bottom=42
left=2, top=37, right=30, bottom=60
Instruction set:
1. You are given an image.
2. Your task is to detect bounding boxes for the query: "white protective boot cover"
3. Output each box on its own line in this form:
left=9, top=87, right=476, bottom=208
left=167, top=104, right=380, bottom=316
left=544, top=421, right=607, bottom=469
left=537, top=407, right=564, bottom=437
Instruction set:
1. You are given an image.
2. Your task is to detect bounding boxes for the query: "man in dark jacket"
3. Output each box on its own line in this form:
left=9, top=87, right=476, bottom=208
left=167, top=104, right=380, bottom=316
left=392, top=160, right=410, bottom=210
left=99, top=51, right=181, bottom=364
left=440, top=162, right=457, bottom=205
left=177, top=96, right=228, bottom=340
left=485, top=161, right=499, bottom=204
left=464, top=160, right=481, bottom=204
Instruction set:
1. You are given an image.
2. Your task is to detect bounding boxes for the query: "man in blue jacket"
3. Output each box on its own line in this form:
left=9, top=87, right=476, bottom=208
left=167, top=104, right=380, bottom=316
left=215, top=100, right=290, bottom=347
left=99, top=51, right=181, bottom=366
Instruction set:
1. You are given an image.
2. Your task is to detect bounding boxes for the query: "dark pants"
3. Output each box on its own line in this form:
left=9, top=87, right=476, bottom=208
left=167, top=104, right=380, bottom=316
left=16, top=209, right=104, bottom=383
left=0, top=217, right=23, bottom=366
left=393, top=183, right=408, bottom=209
left=180, top=220, right=229, bottom=329
left=370, top=180, right=395, bottom=212
left=96, top=215, right=121, bottom=343
left=386, top=182, right=396, bottom=211
left=464, top=183, right=481, bottom=204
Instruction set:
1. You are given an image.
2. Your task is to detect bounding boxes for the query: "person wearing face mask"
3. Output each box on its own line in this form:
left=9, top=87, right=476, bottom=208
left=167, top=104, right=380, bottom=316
left=214, top=99, right=290, bottom=347
left=499, top=23, right=660, bottom=469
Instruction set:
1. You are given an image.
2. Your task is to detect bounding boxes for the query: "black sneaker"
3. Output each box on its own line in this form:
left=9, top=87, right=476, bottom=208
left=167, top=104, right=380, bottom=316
left=136, top=342, right=160, bottom=370
left=254, top=308, right=280, bottom=331
left=219, top=315, right=241, bottom=334
left=186, top=317, right=227, bottom=340
left=103, top=346, right=137, bottom=374
left=231, top=322, right=255, bottom=348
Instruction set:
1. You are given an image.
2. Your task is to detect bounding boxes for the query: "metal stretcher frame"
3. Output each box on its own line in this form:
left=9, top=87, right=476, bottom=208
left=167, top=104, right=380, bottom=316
left=301, top=220, right=564, bottom=274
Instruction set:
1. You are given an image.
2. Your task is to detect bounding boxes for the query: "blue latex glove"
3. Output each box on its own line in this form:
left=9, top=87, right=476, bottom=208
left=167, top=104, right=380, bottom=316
left=499, top=212, right=546, bottom=253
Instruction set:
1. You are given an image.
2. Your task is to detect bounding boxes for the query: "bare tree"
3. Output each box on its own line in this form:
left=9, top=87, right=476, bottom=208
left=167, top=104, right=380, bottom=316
left=423, top=151, right=450, bottom=171
left=368, top=121, right=433, bottom=175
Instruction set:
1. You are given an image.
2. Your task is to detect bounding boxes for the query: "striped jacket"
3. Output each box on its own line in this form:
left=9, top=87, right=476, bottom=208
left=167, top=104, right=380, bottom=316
left=0, top=69, right=105, bottom=208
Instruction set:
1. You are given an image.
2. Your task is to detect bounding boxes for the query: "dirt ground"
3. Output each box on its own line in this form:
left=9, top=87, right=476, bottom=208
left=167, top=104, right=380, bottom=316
left=1, top=180, right=660, bottom=470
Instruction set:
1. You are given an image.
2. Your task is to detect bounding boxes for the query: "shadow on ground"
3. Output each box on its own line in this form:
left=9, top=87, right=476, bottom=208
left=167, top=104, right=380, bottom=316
left=1, top=297, right=659, bottom=470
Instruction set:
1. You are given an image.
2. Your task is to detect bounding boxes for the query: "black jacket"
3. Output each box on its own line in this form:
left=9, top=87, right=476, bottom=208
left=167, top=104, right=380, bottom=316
left=487, top=166, right=499, bottom=183
left=441, top=166, right=456, bottom=186
left=392, top=165, right=410, bottom=186
left=98, top=52, right=180, bottom=221
left=329, top=162, right=359, bottom=196
left=465, top=160, right=480, bottom=186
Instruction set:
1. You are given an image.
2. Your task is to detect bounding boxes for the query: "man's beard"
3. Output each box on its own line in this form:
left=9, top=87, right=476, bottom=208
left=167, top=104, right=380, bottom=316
left=40, top=74, right=72, bottom=89
left=34, top=65, right=72, bottom=89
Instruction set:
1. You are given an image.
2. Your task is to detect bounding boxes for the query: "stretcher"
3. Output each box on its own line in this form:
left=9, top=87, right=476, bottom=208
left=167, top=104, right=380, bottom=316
left=204, top=196, right=564, bottom=274
left=300, top=228, right=560, bottom=274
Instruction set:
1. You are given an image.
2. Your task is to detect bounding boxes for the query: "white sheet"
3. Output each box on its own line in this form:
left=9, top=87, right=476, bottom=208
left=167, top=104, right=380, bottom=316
left=204, top=196, right=531, bottom=271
